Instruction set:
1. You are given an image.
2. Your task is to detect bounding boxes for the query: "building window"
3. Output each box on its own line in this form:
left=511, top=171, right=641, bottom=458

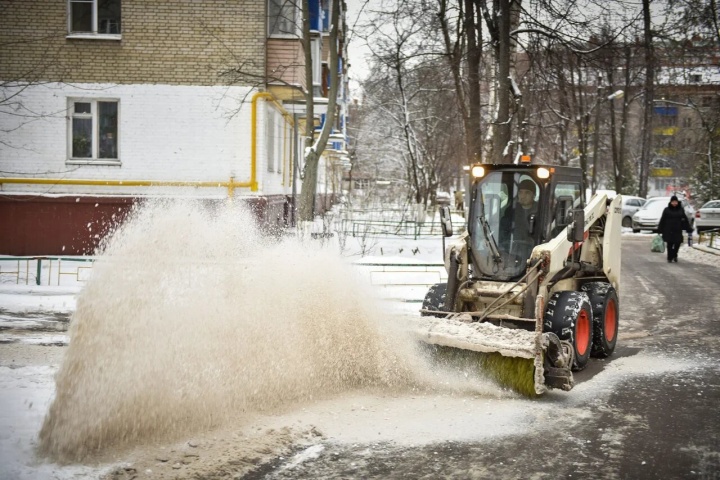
left=355, top=178, right=371, bottom=189
left=312, top=37, right=323, bottom=96
left=69, top=0, right=121, bottom=35
left=268, top=0, right=299, bottom=36
left=265, top=108, right=284, bottom=174
left=69, top=99, right=119, bottom=161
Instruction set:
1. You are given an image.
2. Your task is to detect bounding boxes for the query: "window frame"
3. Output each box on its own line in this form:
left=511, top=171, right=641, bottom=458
left=268, top=0, right=301, bottom=38
left=67, top=0, right=122, bottom=40
left=67, top=98, right=121, bottom=165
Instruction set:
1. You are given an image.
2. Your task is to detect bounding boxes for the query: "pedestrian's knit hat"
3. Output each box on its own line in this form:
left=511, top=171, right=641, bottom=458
left=519, top=179, right=536, bottom=193
left=670, top=195, right=679, bottom=202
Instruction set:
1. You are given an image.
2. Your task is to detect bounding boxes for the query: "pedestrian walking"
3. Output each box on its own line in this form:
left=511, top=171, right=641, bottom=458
left=454, top=190, right=464, bottom=212
left=657, top=195, right=693, bottom=263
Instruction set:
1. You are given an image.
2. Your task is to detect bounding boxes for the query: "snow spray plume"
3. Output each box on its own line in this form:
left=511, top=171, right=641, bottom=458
left=38, top=199, right=423, bottom=461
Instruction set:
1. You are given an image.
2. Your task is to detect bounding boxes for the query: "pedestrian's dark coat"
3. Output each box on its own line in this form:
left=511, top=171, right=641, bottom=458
left=658, top=198, right=691, bottom=243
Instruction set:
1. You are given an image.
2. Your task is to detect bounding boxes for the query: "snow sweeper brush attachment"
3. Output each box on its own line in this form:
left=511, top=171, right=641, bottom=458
left=414, top=315, right=574, bottom=396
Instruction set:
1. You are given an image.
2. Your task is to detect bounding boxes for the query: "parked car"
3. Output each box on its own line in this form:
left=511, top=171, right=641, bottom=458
left=695, top=199, right=720, bottom=232
left=436, top=191, right=452, bottom=206
left=631, top=196, right=695, bottom=233
left=621, top=195, right=646, bottom=228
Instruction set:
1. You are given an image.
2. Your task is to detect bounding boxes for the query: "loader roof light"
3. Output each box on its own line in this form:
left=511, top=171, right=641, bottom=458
left=537, top=167, right=551, bottom=179
left=471, top=165, right=486, bottom=178
left=520, top=155, right=532, bottom=163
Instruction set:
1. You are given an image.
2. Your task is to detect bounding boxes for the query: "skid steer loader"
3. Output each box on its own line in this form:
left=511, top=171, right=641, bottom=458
left=419, top=161, right=622, bottom=396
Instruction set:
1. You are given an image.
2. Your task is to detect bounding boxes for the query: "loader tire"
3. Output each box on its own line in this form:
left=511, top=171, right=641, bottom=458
left=543, top=291, right=593, bottom=371
left=421, top=283, right=448, bottom=317
left=582, top=282, right=619, bottom=358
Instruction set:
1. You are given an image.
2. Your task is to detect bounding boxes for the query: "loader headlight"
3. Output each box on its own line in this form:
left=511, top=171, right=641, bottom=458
left=537, top=167, right=551, bottom=179
left=471, top=165, right=485, bottom=178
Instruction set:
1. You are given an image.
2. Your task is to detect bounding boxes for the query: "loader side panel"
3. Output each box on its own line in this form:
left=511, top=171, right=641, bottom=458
left=603, top=195, right=623, bottom=295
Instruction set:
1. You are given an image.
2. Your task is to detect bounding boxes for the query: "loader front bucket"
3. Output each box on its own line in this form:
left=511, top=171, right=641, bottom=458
left=413, top=315, right=573, bottom=396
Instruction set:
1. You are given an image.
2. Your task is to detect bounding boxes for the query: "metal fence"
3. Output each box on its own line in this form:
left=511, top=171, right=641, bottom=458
left=0, top=256, right=95, bottom=286
left=698, top=229, right=720, bottom=250
left=354, top=262, right=446, bottom=286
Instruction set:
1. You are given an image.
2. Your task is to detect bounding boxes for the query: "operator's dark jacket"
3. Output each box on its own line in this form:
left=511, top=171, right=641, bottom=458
left=658, top=200, right=691, bottom=243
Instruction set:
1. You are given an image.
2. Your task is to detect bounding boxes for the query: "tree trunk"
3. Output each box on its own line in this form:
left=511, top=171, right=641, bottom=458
left=609, top=92, right=620, bottom=193
left=465, top=0, right=482, bottom=164
left=570, top=60, right=591, bottom=189
left=298, top=0, right=341, bottom=222
left=618, top=44, right=631, bottom=194
left=492, top=0, right=512, bottom=164
left=395, top=59, right=422, bottom=204
left=438, top=0, right=482, bottom=167
left=639, top=0, right=654, bottom=197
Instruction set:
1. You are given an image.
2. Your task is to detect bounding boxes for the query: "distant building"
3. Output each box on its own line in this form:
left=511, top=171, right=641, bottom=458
left=513, top=36, right=719, bottom=200
left=649, top=37, right=720, bottom=198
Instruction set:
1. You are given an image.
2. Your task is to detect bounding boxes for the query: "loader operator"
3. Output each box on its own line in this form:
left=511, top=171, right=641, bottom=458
left=500, top=178, right=539, bottom=259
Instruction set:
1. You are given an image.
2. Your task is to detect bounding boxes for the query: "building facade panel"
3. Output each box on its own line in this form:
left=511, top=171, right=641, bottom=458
left=0, top=0, right=347, bottom=254
left=266, top=38, right=306, bottom=90
left=0, top=0, right=266, bottom=86
left=1, top=83, right=263, bottom=197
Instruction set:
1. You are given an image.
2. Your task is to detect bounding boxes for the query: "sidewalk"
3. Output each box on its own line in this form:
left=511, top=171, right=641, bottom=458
left=693, top=244, right=720, bottom=256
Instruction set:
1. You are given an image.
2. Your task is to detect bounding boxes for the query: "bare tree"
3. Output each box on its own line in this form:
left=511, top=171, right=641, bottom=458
left=353, top=0, right=714, bottom=200
left=359, top=1, right=444, bottom=206
left=297, top=0, right=343, bottom=222
left=217, top=0, right=343, bottom=223
left=683, top=98, right=720, bottom=201
left=437, top=0, right=484, bottom=166
left=0, top=24, right=71, bottom=152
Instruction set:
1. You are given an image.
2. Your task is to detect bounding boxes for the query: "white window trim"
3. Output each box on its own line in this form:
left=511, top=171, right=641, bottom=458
left=311, top=36, right=322, bottom=89
left=67, top=0, right=122, bottom=40
left=67, top=98, right=121, bottom=165
left=66, top=33, right=122, bottom=41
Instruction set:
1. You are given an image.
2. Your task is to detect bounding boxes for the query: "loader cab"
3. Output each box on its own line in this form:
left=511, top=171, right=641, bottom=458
left=467, top=164, right=584, bottom=281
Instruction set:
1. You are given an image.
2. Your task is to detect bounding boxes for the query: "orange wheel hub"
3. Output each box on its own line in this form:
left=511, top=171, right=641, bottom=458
left=605, top=299, right=617, bottom=342
left=576, top=309, right=591, bottom=356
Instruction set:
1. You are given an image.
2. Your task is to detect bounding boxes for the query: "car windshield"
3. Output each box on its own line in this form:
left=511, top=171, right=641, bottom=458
left=702, top=200, right=720, bottom=209
left=469, top=170, right=541, bottom=281
left=640, top=199, right=667, bottom=213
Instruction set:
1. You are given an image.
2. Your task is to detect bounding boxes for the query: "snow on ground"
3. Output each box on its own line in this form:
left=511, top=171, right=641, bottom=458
left=0, top=228, right=719, bottom=479
left=0, top=285, right=80, bottom=313
left=0, top=364, right=113, bottom=480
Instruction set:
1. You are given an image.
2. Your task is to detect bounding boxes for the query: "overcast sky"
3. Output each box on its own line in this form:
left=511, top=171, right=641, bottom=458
left=344, top=0, right=372, bottom=98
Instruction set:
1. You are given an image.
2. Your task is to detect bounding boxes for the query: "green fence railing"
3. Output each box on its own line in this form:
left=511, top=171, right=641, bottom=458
left=698, top=229, right=720, bottom=251
left=0, top=256, right=95, bottom=286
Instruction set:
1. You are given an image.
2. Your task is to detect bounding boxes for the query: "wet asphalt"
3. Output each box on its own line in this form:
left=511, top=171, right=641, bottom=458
left=247, top=236, right=720, bottom=480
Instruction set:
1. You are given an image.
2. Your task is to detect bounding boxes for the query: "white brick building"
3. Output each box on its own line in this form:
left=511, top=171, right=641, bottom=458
left=0, top=0, right=349, bottom=254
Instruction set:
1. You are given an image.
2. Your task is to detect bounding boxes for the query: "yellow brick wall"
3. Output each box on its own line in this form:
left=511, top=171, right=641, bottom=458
left=0, top=0, right=266, bottom=86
